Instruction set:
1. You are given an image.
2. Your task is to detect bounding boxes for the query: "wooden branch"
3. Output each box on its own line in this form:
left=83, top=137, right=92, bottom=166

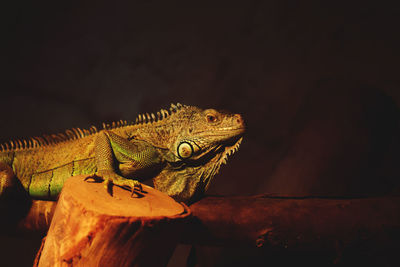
left=33, top=175, right=190, bottom=267
left=183, top=195, right=400, bottom=262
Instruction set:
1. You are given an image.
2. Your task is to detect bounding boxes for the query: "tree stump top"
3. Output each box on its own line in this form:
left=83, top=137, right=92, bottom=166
left=63, top=175, right=186, bottom=218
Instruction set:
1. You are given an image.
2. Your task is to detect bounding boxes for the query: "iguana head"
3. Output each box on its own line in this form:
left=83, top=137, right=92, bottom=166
left=148, top=104, right=245, bottom=204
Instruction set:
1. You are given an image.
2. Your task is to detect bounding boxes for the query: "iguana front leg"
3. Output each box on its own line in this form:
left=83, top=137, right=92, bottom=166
left=88, top=130, right=163, bottom=196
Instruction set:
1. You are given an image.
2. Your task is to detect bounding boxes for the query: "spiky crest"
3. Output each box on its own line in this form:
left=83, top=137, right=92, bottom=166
left=101, top=119, right=133, bottom=130
left=0, top=103, right=187, bottom=152
left=134, top=103, right=186, bottom=125
left=0, top=126, right=99, bottom=152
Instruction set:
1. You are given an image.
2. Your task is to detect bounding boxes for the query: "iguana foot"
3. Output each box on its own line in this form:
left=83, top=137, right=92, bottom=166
left=104, top=176, right=144, bottom=197
left=84, top=171, right=144, bottom=197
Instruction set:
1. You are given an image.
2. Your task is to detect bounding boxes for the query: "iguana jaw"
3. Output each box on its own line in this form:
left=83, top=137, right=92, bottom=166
left=186, top=126, right=245, bottom=161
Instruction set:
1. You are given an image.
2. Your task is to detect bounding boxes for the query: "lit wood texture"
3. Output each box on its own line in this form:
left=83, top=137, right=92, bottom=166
left=17, top=200, right=56, bottom=235
left=34, top=175, right=190, bottom=267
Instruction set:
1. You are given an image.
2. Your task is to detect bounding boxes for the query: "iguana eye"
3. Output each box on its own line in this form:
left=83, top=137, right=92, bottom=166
left=177, top=142, right=194, bottom=159
left=206, top=114, right=217, bottom=123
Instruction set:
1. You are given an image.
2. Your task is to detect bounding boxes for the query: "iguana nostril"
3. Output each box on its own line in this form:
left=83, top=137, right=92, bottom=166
left=235, top=115, right=243, bottom=125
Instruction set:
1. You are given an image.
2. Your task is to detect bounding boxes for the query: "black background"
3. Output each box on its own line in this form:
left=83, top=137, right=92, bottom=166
left=2, top=1, right=400, bottom=266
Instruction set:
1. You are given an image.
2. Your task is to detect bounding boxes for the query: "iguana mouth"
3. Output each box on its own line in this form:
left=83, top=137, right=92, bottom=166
left=192, top=126, right=244, bottom=149
left=187, top=129, right=244, bottom=163
left=192, top=127, right=245, bottom=137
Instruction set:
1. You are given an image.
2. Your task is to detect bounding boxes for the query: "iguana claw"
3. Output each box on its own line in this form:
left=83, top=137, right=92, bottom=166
left=85, top=171, right=144, bottom=198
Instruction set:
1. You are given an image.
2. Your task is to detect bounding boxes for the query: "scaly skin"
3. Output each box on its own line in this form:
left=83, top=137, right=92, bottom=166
left=0, top=103, right=244, bottom=203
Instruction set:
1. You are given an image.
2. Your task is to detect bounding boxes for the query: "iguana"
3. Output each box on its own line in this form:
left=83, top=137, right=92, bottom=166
left=0, top=103, right=244, bottom=204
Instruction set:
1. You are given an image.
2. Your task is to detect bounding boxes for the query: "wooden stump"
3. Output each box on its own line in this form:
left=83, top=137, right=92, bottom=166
left=34, top=175, right=190, bottom=267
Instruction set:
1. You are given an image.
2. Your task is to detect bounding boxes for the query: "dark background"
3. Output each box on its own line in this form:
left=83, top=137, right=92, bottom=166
left=2, top=1, right=400, bottom=266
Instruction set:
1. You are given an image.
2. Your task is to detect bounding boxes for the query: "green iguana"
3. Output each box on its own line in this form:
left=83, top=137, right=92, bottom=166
left=0, top=103, right=244, bottom=204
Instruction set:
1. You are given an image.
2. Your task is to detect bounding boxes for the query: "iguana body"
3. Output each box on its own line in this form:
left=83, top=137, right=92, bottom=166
left=0, top=104, right=244, bottom=203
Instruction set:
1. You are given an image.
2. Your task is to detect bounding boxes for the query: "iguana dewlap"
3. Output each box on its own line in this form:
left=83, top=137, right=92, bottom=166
left=0, top=103, right=244, bottom=204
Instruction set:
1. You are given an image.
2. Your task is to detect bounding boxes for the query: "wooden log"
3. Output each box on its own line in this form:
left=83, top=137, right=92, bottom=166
left=185, top=195, right=400, bottom=246
left=183, top=195, right=400, bottom=264
left=34, top=175, right=190, bottom=267
left=20, top=195, right=400, bottom=249
left=17, top=193, right=400, bottom=264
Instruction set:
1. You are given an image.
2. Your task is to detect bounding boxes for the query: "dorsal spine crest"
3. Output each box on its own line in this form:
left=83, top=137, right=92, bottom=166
left=0, top=103, right=187, bottom=152
left=134, top=103, right=186, bottom=125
